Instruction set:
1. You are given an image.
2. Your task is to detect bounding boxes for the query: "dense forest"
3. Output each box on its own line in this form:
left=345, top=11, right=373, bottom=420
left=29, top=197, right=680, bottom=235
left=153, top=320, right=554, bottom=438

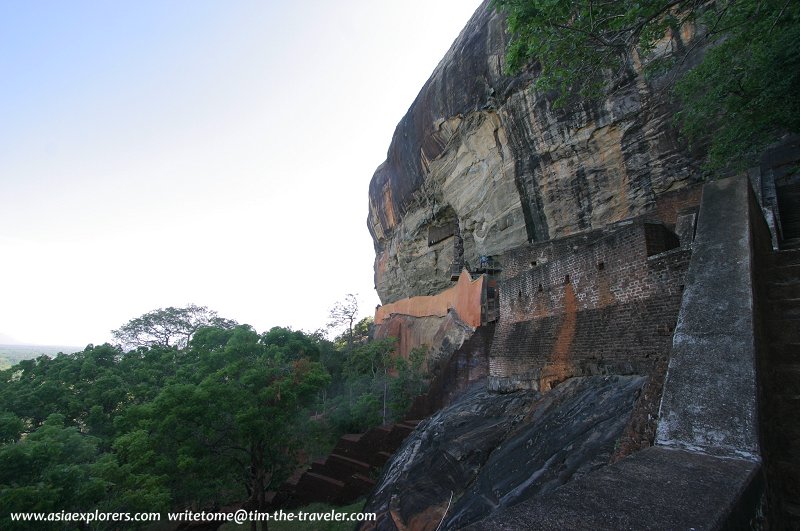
left=0, top=303, right=426, bottom=529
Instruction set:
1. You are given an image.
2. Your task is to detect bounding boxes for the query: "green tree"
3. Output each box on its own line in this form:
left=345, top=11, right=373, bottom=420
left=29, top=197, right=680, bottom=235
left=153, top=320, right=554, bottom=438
left=111, top=304, right=237, bottom=350
left=343, top=338, right=397, bottom=425
left=327, top=294, right=360, bottom=350
left=389, top=346, right=428, bottom=416
left=0, top=414, right=108, bottom=529
left=0, top=311, right=337, bottom=527
left=0, top=411, right=23, bottom=444
left=260, top=326, right=321, bottom=362
left=91, top=431, right=171, bottom=520
left=492, top=0, right=800, bottom=170
left=130, top=326, right=330, bottom=526
left=0, top=344, right=137, bottom=447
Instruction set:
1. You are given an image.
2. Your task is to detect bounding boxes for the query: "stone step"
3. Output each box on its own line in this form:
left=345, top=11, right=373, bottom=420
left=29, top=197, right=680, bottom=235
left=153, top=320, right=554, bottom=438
left=763, top=409, right=800, bottom=435
left=326, top=453, right=372, bottom=477
left=309, top=458, right=334, bottom=478
left=783, top=222, right=800, bottom=240
left=781, top=237, right=800, bottom=251
left=784, top=501, right=800, bottom=519
left=332, top=434, right=363, bottom=457
left=359, top=449, right=387, bottom=467
left=358, top=426, right=392, bottom=449
left=762, top=411, right=800, bottom=449
left=768, top=264, right=800, bottom=282
left=777, top=392, right=800, bottom=401
left=767, top=429, right=800, bottom=457
left=765, top=319, right=800, bottom=343
left=767, top=343, right=800, bottom=364
left=388, top=423, right=414, bottom=443
left=768, top=299, right=800, bottom=318
left=349, top=473, right=376, bottom=490
left=767, top=283, right=800, bottom=300
left=771, top=249, right=800, bottom=267
left=292, top=473, right=344, bottom=506
left=337, top=472, right=377, bottom=502
left=768, top=392, right=800, bottom=409
left=774, top=460, right=800, bottom=503
left=769, top=365, right=800, bottom=395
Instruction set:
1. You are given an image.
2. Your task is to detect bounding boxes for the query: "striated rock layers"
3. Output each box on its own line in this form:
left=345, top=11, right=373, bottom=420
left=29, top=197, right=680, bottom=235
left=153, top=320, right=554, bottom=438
left=367, top=0, right=704, bottom=305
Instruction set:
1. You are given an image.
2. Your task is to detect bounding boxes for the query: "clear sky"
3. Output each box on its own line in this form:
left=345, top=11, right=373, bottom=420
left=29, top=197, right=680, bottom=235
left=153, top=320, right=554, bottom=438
left=0, top=0, right=485, bottom=347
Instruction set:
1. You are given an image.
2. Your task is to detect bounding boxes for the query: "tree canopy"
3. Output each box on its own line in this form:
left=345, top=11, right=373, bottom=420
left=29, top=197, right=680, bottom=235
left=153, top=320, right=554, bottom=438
left=111, top=304, right=237, bottom=350
left=0, top=305, right=425, bottom=528
left=327, top=294, right=360, bottom=349
left=492, top=0, right=800, bottom=171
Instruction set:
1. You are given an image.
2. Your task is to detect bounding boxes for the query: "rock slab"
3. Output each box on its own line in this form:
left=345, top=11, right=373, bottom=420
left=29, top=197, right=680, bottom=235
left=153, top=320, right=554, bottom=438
left=362, top=375, right=644, bottom=530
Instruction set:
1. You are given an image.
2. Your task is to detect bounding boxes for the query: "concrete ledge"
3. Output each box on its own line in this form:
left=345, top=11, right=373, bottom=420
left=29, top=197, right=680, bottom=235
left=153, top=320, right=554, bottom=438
left=469, top=447, right=762, bottom=531
left=656, top=176, right=761, bottom=460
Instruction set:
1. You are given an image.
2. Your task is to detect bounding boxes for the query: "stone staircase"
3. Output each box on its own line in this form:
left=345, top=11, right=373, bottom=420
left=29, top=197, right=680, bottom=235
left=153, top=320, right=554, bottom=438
left=762, top=248, right=800, bottom=525
left=778, top=182, right=800, bottom=249
left=268, top=419, right=422, bottom=509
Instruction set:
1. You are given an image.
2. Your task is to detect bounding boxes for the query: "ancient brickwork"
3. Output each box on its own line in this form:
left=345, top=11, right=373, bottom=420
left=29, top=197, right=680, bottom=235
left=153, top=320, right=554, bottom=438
left=489, top=219, right=690, bottom=392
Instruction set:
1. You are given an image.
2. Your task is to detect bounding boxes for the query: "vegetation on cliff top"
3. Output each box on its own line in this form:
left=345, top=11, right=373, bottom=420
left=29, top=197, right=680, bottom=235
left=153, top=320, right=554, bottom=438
left=492, top=0, right=800, bottom=171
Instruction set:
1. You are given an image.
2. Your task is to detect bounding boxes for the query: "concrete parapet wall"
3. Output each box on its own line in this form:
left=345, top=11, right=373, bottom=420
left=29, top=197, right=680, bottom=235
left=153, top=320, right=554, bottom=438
left=656, top=175, right=765, bottom=460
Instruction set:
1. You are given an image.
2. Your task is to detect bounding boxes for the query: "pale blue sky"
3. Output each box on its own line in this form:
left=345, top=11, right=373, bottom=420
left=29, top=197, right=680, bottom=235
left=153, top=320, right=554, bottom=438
left=0, top=0, right=485, bottom=346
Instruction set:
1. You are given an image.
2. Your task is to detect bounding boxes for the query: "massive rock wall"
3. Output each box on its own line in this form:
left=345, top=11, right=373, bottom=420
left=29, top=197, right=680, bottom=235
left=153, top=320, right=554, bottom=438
left=368, top=0, right=705, bottom=304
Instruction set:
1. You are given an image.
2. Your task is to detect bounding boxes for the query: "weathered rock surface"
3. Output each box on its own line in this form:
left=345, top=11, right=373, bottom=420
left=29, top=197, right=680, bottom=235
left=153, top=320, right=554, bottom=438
left=367, top=0, right=705, bottom=304
left=466, top=447, right=761, bottom=531
left=362, top=375, right=644, bottom=530
left=372, top=310, right=473, bottom=366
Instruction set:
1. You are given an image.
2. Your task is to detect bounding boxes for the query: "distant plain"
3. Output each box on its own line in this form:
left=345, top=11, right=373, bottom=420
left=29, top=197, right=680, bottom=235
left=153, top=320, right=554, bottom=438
left=0, top=344, right=81, bottom=369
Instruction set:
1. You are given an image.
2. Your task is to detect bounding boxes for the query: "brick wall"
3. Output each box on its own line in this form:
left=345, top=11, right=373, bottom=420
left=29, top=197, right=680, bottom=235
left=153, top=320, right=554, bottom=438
left=652, top=184, right=704, bottom=228
left=489, top=219, right=691, bottom=392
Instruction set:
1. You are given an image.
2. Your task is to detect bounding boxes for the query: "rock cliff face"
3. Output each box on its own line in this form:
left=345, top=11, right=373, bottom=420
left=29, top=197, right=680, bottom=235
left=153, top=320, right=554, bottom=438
left=367, top=0, right=704, bottom=304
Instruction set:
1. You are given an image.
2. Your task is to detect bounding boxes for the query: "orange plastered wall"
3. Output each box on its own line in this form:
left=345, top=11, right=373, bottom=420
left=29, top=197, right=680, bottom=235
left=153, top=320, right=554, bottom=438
left=375, top=269, right=484, bottom=328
